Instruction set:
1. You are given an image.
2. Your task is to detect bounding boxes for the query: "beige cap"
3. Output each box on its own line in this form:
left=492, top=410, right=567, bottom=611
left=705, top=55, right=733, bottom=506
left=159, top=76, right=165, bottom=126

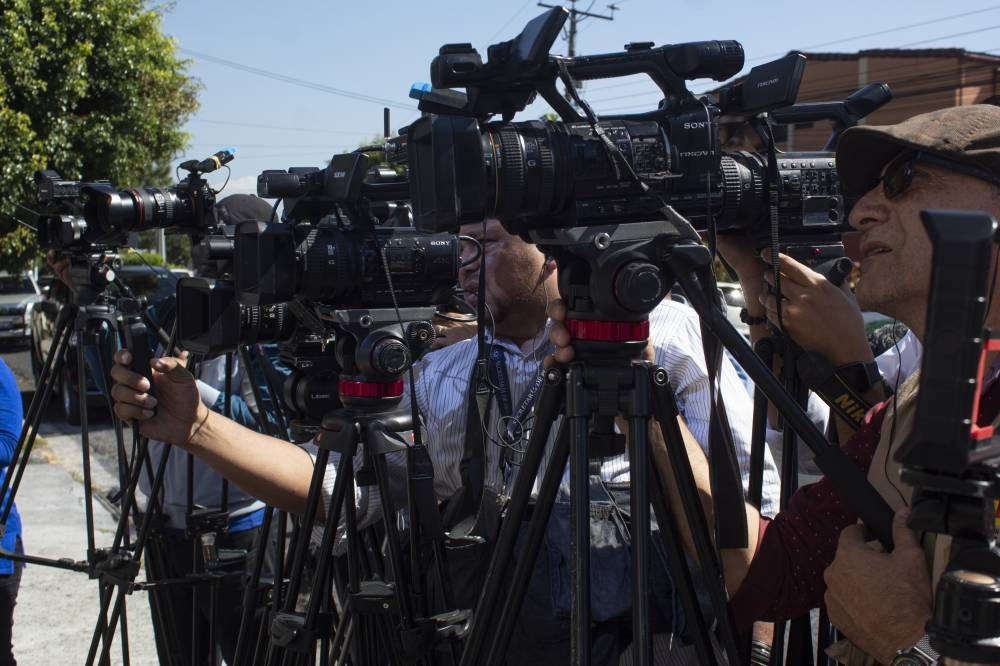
left=836, top=104, right=1000, bottom=195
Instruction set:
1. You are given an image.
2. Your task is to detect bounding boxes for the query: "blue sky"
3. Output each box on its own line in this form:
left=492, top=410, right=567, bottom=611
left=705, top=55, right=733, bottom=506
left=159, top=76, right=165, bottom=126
left=159, top=1, right=1000, bottom=196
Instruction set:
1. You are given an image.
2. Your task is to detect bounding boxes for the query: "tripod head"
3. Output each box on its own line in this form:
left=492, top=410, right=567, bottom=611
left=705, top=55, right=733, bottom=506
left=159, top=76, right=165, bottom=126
left=315, top=305, right=435, bottom=411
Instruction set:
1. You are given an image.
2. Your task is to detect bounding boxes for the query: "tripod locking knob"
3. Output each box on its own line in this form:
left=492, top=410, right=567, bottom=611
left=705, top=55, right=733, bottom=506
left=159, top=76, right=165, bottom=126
left=614, top=261, right=666, bottom=312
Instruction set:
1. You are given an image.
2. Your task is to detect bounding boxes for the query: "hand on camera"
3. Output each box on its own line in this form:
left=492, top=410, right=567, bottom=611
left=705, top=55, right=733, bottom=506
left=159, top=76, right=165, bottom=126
left=109, top=349, right=207, bottom=447
left=545, top=299, right=654, bottom=367
left=430, top=317, right=477, bottom=350
left=757, top=250, right=871, bottom=365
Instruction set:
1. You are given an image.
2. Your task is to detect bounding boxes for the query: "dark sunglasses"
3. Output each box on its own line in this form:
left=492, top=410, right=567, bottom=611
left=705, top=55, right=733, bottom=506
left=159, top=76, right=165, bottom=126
left=879, top=151, right=1000, bottom=199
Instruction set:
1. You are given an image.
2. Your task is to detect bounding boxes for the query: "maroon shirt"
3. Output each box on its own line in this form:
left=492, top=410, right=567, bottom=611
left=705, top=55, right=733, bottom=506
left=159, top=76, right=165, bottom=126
left=730, top=380, right=1000, bottom=628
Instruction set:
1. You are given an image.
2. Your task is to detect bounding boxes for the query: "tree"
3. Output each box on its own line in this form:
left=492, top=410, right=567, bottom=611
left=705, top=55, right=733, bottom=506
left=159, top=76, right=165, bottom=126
left=0, top=0, right=200, bottom=272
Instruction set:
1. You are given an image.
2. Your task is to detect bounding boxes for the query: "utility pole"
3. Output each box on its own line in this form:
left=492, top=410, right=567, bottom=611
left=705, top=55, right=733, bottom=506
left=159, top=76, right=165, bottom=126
left=537, top=0, right=618, bottom=104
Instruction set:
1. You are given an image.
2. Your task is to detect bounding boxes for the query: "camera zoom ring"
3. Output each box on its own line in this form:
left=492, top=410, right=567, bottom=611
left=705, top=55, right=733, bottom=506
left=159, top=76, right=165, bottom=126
left=498, top=128, right=525, bottom=219
left=719, top=156, right=743, bottom=221
left=537, top=139, right=556, bottom=214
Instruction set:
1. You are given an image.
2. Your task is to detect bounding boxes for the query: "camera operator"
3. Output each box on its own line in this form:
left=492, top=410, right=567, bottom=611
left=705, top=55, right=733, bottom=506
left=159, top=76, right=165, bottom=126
left=109, top=216, right=781, bottom=664
left=550, top=104, right=1000, bottom=665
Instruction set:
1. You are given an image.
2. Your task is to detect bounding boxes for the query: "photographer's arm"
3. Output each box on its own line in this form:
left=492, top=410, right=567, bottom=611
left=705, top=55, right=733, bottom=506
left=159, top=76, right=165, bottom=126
left=109, top=350, right=315, bottom=515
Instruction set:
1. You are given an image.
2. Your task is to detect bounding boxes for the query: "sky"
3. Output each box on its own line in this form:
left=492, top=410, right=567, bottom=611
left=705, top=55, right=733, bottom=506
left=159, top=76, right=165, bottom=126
left=158, top=0, right=1000, bottom=197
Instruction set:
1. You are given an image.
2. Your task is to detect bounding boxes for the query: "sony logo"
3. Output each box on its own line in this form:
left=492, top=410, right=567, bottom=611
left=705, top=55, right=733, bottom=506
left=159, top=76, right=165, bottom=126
left=682, top=121, right=709, bottom=130
left=756, top=78, right=780, bottom=88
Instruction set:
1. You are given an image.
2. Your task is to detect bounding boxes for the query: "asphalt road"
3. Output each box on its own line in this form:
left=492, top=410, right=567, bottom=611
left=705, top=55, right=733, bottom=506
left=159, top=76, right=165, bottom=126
left=1, top=347, right=158, bottom=665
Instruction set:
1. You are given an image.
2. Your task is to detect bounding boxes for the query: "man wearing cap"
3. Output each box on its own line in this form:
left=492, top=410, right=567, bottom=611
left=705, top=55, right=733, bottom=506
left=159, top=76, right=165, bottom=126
left=627, top=104, right=1000, bottom=664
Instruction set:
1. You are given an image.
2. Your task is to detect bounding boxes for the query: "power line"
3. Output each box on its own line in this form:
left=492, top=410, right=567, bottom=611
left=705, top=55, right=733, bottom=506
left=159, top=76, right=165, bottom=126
left=748, top=5, right=1000, bottom=62
left=487, top=0, right=537, bottom=43
left=187, top=118, right=381, bottom=136
left=179, top=48, right=414, bottom=111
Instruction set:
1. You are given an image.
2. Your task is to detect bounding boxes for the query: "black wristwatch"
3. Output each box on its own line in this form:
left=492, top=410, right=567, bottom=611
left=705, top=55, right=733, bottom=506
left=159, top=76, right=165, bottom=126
left=739, top=308, right=767, bottom=326
left=834, top=360, right=882, bottom=394
left=890, top=635, right=938, bottom=665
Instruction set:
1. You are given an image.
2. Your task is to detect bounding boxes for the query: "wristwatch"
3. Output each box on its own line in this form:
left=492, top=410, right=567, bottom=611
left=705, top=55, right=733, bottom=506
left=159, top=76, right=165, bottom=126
left=890, top=635, right=938, bottom=665
left=835, top=360, right=882, bottom=394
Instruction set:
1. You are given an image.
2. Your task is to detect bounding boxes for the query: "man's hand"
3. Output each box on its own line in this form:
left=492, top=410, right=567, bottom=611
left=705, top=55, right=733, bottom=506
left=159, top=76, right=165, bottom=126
left=109, top=349, right=207, bottom=447
left=545, top=298, right=654, bottom=367
left=823, top=509, right=932, bottom=664
left=758, top=251, right=871, bottom=365
left=430, top=317, right=477, bottom=350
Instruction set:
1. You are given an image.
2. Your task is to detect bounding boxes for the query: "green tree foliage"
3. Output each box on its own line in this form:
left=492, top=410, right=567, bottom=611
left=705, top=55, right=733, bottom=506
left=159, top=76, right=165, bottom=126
left=0, top=0, right=200, bottom=272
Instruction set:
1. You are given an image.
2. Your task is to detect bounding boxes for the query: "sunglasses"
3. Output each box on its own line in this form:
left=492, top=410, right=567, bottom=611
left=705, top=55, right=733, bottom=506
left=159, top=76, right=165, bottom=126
left=879, top=151, right=1000, bottom=199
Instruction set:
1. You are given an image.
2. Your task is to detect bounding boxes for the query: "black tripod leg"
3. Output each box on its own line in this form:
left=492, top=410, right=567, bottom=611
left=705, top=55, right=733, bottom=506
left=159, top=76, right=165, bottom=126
left=649, top=367, right=746, bottom=665
left=264, top=445, right=334, bottom=666
left=647, top=452, right=719, bottom=665
left=566, top=364, right=592, bottom=666
left=234, top=505, right=275, bottom=665
left=459, top=367, right=566, bottom=666
left=484, top=422, right=569, bottom=666
left=628, top=364, right=653, bottom=666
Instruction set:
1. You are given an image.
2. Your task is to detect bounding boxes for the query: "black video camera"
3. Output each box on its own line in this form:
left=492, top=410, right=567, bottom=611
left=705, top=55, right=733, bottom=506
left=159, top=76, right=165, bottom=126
left=33, top=148, right=237, bottom=253
left=406, top=7, right=887, bottom=250
left=234, top=151, right=460, bottom=310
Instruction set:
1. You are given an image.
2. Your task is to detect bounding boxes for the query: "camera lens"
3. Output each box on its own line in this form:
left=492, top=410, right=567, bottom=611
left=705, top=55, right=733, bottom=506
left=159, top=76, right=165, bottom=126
left=84, top=184, right=194, bottom=232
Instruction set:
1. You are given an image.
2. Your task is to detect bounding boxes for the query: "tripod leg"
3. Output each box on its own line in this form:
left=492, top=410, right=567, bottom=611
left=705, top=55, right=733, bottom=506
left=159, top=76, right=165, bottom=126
left=484, top=422, right=569, bottom=666
left=460, top=367, right=566, bottom=666
left=648, top=460, right=719, bottom=665
left=566, top=364, right=592, bottom=666
left=234, top=505, right=275, bottom=664
left=648, top=367, right=746, bottom=665
left=628, top=364, right=653, bottom=666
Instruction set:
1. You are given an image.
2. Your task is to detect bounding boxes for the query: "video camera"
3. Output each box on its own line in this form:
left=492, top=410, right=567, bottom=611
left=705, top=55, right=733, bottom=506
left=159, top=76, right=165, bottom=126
left=406, top=7, right=888, bottom=253
left=176, top=149, right=461, bottom=435
left=33, top=149, right=237, bottom=253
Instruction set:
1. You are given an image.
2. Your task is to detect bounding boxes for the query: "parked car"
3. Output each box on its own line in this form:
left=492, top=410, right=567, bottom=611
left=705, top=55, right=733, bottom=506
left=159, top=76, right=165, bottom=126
left=30, top=264, right=189, bottom=425
left=0, top=272, right=43, bottom=348
left=717, top=281, right=750, bottom=338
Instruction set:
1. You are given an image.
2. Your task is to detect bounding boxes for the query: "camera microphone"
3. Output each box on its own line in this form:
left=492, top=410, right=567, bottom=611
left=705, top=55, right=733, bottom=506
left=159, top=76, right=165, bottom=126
left=180, top=147, right=237, bottom=174
left=195, top=146, right=237, bottom=173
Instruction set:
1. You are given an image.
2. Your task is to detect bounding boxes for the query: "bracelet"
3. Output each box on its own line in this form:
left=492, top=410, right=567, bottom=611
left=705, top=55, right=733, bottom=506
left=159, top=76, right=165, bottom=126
left=739, top=308, right=767, bottom=326
left=184, top=409, right=211, bottom=448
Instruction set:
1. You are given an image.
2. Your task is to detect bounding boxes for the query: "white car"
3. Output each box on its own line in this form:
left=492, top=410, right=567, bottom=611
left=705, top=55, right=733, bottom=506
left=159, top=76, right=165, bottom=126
left=0, top=272, right=42, bottom=346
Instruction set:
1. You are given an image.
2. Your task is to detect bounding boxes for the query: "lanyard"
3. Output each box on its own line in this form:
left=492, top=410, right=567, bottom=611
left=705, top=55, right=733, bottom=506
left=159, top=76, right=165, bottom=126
left=486, top=346, right=547, bottom=494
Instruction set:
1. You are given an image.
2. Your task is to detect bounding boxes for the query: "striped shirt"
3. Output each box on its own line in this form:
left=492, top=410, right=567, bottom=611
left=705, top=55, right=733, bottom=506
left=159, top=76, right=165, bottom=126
left=306, top=298, right=781, bottom=541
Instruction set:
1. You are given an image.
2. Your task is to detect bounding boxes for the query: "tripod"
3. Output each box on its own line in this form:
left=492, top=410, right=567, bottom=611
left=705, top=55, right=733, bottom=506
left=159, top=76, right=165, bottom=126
left=253, top=308, right=463, bottom=666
